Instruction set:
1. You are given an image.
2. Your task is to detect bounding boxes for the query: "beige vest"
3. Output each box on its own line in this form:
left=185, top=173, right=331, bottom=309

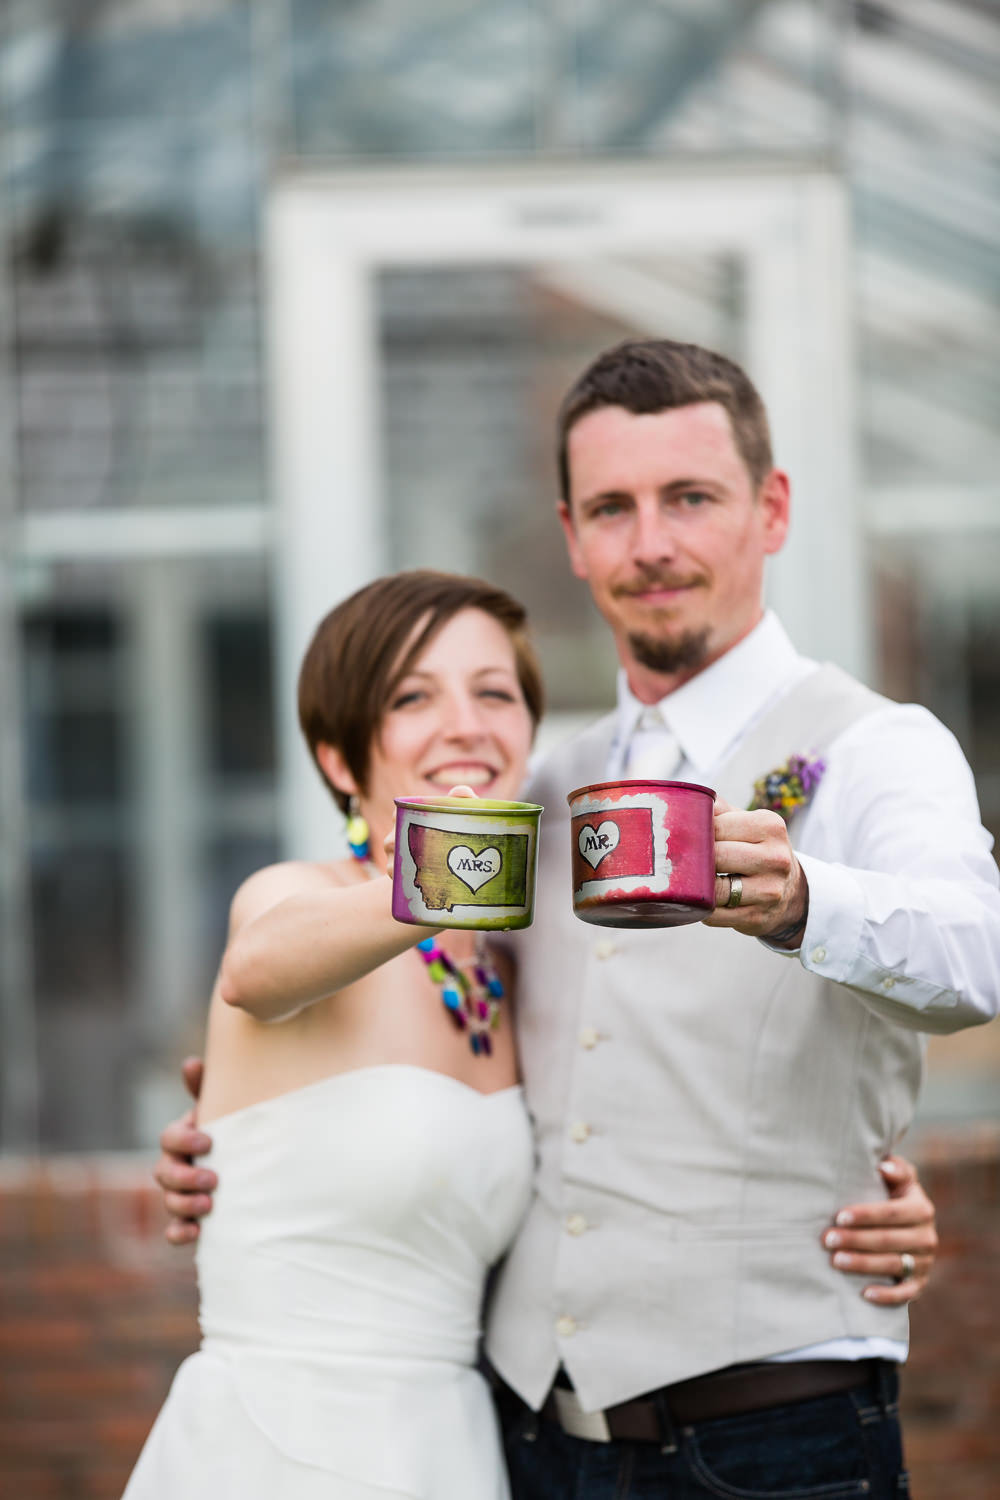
left=486, top=666, right=923, bottom=1412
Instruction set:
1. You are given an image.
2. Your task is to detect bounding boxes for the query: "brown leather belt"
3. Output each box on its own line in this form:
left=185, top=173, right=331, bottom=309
left=541, top=1359, right=885, bottom=1440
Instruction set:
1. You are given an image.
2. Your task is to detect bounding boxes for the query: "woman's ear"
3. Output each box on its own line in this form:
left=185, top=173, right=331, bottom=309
left=315, top=743, right=358, bottom=799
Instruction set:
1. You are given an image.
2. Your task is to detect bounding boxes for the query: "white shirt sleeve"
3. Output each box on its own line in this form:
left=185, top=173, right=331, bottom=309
left=790, top=704, right=1000, bottom=1033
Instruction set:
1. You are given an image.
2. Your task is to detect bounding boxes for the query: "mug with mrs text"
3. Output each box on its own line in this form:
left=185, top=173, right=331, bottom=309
left=392, top=796, right=543, bottom=930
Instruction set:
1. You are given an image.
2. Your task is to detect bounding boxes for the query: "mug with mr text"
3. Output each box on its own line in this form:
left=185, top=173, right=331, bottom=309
left=567, top=778, right=716, bottom=928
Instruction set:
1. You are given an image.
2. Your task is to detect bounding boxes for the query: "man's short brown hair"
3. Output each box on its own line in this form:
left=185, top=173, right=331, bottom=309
left=298, top=570, right=544, bottom=813
left=556, top=338, right=774, bottom=504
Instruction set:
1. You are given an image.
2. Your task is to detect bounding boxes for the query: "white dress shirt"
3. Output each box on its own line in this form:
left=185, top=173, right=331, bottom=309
left=609, top=610, right=1000, bottom=1034
left=606, top=610, right=1000, bottom=1366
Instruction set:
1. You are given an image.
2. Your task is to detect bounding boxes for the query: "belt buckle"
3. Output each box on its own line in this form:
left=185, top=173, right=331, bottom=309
left=553, top=1387, right=612, bottom=1443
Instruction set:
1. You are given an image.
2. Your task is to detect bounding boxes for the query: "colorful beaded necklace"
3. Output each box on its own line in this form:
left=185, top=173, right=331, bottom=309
left=347, top=801, right=504, bottom=1057
left=415, top=937, right=503, bottom=1056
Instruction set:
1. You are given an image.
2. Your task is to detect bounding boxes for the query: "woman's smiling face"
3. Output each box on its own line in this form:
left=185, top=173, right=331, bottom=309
left=358, top=607, right=536, bottom=836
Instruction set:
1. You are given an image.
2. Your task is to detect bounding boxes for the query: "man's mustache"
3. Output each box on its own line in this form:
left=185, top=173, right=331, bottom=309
left=611, top=571, right=707, bottom=598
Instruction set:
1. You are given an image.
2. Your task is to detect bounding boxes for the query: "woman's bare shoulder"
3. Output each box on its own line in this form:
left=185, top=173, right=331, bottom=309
left=321, top=857, right=373, bottom=889
left=228, top=857, right=358, bottom=931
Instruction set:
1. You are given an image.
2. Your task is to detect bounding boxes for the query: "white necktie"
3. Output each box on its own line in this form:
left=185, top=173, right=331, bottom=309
left=626, top=706, right=683, bottom=781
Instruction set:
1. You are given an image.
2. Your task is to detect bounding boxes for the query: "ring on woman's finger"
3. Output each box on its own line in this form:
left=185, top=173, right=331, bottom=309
left=725, top=874, right=743, bottom=909
left=895, top=1251, right=916, bottom=1282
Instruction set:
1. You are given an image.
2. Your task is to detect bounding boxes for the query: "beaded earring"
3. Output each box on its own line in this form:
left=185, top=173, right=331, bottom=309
left=346, top=795, right=371, bottom=863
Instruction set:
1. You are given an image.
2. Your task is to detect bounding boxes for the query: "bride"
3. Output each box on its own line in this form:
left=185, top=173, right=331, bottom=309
left=124, top=569, right=544, bottom=1499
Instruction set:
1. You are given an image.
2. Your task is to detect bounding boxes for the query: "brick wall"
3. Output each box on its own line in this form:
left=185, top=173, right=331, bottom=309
left=900, top=1129, right=1000, bottom=1500
left=0, top=1158, right=198, bottom=1499
left=1, top=1134, right=998, bottom=1498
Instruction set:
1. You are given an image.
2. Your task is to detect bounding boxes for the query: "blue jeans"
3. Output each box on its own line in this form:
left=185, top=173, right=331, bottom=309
left=499, top=1366, right=909, bottom=1499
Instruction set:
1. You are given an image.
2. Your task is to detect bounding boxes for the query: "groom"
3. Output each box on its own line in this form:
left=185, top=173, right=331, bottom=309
left=477, top=339, right=997, bottom=1496
left=159, top=340, right=998, bottom=1497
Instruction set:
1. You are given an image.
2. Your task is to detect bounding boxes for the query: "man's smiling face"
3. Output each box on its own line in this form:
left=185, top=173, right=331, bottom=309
left=558, top=401, right=790, bottom=700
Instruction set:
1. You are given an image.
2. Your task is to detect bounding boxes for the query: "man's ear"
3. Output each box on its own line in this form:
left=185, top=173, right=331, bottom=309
left=758, top=469, right=791, bottom=556
left=315, top=742, right=358, bottom=799
left=557, top=500, right=590, bottom=582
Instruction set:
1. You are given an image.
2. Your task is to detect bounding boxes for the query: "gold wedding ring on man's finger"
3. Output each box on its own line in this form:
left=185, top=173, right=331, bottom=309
left=896, top=1251, right=916, bottom=1283
left=725, top=874, right=743, bottom=909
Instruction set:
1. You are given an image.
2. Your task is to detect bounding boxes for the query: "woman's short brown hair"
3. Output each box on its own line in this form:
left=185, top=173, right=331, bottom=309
left=556, top=338, right=774, bottom=505
left=298, top=570, right=545, bottom=814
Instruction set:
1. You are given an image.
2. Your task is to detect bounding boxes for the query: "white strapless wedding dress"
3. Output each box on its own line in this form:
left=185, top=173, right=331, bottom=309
left=123, top=1065, right=534, bottom=1499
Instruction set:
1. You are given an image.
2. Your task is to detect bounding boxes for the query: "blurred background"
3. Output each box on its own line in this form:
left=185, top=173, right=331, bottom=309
left=0, top=1, right=997, bottom=1495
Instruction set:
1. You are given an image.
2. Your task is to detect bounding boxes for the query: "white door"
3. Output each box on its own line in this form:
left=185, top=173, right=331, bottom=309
left=267, top=162, right=862, bottom=859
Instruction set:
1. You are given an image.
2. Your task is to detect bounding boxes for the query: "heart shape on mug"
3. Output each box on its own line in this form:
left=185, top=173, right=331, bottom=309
left=578, top=820, right=621, bottom=870
left=446, top=844, right=503, bottom=893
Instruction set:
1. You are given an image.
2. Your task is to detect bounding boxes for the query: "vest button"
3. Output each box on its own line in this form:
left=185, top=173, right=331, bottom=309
left=570, top=1121, right=591, bottom=1143
left=555, top=1315, right=577, bottom=1338
left=565, top=1214, right=587, bottom=1236
left=580, top=1027, right=600, bottom=1049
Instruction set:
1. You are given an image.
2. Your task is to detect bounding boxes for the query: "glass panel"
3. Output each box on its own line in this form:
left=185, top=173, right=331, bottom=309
left=23, top=602, right=130, bottom=999
left=564, top=0, right=834, bottom=155
left=16, top=559, right=277, bottom=1151
left=12, top=219, right=264, bottom=513
left=3, top=0, right=263, bottom=515
left=202, top=613, right=276, bottom=780
left=377, top=258, right=743, bottom=714
left=872, top=534, right=1000, bottom=847
left=197, top=610, right=280, bottom=993
left=31, top=841, right=130, bottom=1008
left=284, top=1, right=842, bottom=160
left=289, top=0, right=545, bottom=157
left=21, top=600, right=133, bottom=1148
left=23, top=609, right=125, bottom=804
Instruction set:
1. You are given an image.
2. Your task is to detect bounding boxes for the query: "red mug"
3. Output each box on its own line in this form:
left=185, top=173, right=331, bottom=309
left=567, top=779, right=717, bottom=928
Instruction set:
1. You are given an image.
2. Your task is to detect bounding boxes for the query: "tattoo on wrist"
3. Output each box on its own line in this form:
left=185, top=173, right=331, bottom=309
left=767, top=917, right=807, bottom=946
left=768, top=877, right=809, bottom=947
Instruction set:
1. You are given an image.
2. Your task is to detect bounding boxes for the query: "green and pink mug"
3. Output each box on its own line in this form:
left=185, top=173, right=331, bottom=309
left=392, top=795, right=543, bottom=930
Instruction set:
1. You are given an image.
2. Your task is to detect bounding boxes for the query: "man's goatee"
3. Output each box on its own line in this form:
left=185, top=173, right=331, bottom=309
left=627, top=627, right=711, bottom=676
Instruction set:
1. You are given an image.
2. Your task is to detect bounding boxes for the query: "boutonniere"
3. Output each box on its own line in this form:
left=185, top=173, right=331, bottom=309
left=748, top=754, right=826, bottom=822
